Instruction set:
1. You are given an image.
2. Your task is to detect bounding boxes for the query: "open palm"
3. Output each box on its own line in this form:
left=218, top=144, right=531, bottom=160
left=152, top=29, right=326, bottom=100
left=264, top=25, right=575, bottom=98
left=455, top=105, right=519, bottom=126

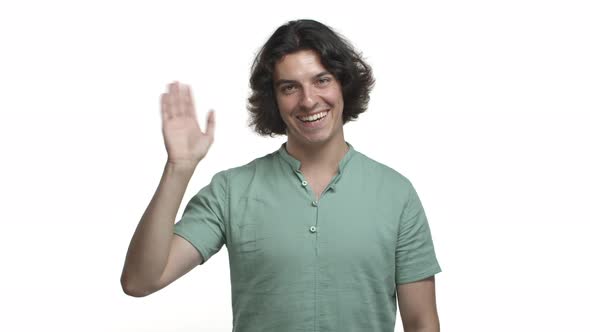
left=160, top=81, right=215, bottom=166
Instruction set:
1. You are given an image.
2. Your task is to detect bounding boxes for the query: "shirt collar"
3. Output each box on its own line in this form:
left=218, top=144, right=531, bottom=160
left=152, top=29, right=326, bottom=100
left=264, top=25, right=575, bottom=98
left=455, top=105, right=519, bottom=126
left=277, top=141, right=356, bottom=175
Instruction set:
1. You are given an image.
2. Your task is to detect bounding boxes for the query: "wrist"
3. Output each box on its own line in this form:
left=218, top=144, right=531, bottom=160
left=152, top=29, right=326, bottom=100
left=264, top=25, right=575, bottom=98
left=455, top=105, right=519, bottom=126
left=165, top=159, right=199, bottom=173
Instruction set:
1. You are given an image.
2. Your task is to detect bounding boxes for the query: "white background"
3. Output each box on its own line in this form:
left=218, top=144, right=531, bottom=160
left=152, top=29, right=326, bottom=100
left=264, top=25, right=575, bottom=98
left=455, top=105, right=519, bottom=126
left=1, top=0, right=589, bottom=331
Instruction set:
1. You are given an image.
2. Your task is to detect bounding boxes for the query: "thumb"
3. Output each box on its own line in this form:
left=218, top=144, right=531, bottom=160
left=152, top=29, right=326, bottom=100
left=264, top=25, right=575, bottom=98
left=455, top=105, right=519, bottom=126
left=204, top=109, right=216, bottom=138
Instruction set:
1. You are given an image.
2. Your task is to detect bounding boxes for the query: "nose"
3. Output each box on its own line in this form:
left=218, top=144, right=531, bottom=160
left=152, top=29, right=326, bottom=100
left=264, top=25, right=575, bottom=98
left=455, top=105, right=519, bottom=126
left=299, top=85, right=318, bottom=110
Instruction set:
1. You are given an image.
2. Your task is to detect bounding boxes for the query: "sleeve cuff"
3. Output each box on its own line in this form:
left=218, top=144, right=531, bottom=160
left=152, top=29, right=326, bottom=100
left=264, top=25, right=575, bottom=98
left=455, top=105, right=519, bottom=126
left=396, top=264, right=442, bottom=285
left=173, top=230, right=209, bottom=265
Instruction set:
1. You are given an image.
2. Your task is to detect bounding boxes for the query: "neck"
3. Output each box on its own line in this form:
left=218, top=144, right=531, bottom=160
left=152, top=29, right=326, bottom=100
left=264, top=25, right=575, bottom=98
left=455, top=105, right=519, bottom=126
left=285, top=134, right=349, bottom=176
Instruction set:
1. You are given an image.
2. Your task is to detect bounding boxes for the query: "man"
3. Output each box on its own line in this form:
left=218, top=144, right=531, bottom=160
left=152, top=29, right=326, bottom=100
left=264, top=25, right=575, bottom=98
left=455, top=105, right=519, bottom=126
left=121, top=19, right=442, bottom=332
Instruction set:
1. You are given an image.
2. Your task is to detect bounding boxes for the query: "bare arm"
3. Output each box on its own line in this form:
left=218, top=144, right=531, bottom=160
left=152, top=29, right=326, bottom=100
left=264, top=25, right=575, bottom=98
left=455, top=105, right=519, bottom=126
left=120, top=161, right=201, bottom=297
left=397, top=276, right=440, bottom=332
left=120, top=81, right=215, bottom=297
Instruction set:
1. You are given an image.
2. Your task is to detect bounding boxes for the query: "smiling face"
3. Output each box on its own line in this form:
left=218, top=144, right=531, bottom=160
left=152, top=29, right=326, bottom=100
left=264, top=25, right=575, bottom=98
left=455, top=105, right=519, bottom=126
left=273, top=49, right=344, bottom=147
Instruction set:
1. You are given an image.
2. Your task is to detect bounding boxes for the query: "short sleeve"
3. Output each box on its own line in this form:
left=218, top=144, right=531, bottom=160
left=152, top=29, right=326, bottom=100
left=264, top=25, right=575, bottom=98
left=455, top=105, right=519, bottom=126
left=395, top=183, right=442, bottom=284
left=173, top=170, right=227, bottom=265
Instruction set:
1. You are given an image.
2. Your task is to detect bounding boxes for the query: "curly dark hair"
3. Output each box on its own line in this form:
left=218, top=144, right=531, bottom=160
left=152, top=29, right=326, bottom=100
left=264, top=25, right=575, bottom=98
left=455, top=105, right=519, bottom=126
left=247, top=19, right=375, bottom=137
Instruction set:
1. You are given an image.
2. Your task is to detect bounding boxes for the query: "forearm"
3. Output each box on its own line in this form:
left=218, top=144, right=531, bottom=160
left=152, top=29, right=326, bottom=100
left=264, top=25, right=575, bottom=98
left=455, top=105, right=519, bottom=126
left=121, top=160, right=198, bottom=295
left=402, top=317, right=440, bottom=332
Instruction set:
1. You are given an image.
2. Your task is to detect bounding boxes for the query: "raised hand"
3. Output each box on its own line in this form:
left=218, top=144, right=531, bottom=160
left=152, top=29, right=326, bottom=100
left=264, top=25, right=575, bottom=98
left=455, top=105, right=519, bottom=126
left=160, top=81, right=215, bottom=167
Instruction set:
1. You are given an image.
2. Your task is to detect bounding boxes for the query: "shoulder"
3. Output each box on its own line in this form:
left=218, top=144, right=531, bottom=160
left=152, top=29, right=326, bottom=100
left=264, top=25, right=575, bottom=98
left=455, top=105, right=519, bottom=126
left=211, top=150, right=278, bottom=186
left=349, top=149, right=420, bottom=208
left=352, top=149, right=413, bottom=189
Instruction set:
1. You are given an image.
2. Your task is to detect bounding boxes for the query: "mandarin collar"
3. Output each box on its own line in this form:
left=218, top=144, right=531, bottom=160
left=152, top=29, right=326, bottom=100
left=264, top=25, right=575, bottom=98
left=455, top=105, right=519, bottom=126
left=277, top=141, right=356, bottom=174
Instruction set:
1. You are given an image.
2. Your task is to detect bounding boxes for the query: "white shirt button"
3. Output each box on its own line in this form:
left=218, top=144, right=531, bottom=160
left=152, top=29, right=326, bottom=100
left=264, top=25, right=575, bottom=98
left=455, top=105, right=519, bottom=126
left=302, top=180, right=308, bottom=186
left=309, top=226, right=316, bottom=233
left=312, top=200, right=318, bottom=206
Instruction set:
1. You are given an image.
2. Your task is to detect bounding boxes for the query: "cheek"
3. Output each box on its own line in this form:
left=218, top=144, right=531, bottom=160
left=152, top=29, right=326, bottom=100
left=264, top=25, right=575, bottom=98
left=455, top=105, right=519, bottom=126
left=276, top=97, right=296, bottom=115
left=275, top=104, right=290, bottom=125
left=324, top=87, right=343, bottom=105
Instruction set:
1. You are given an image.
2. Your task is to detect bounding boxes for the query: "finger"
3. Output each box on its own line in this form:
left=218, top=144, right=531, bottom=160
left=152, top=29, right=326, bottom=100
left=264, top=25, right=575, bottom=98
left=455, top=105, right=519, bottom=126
left=167, top=81, right=177, bottom=93
left=183, top=84, right=196, bottom=119
left=182, top=84, right=201, bottom=132
left=204, top=109, right=216, bottom=138
left=169, top=81, right=181, bottom=117
left=160, top=93, right=173, bottom=121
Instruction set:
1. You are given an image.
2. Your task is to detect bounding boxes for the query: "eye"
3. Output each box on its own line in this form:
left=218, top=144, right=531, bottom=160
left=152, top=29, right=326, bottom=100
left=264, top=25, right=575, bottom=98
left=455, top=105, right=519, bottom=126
left=317, top=77, right=331, bottom=86
left=281, top=84, right=297, bottom=94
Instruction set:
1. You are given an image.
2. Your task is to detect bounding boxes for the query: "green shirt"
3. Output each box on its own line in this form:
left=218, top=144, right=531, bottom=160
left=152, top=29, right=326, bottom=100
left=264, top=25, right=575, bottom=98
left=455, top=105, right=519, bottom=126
left=173, top=141, right=441, bottom=331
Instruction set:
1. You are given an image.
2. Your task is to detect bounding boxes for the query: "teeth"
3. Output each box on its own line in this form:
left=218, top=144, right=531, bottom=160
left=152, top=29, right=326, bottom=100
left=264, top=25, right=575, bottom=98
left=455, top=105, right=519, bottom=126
left=299, top=111, right=327, bottom=122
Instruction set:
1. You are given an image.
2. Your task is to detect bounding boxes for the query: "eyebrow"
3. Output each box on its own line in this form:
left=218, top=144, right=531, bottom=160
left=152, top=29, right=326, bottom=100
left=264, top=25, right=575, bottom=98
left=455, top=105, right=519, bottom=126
left=274, top=71, right=332, bottom=88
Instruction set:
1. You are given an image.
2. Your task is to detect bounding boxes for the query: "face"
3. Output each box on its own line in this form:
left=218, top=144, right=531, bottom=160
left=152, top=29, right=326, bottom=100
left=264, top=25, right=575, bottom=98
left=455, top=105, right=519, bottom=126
left=273, top=49, right=344, bottom=146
